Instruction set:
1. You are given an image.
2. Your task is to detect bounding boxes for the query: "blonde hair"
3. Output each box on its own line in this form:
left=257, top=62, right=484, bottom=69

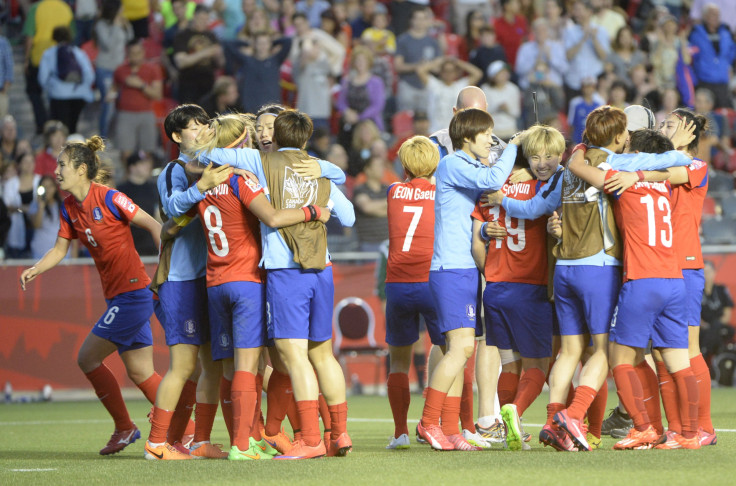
left=350, top=46, right=374, bottom=70
left=398, top=136, right=439, bottom=179
left=521, top=124, right=565, bottom=158
left=192, top=113, right=255, bottom=154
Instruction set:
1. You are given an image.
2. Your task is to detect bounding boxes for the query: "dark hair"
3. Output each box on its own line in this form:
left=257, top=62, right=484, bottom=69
left=126, top=38, right=143, bottom=50
left=320, top=9, right=340, bottom=36
left=39, top=175, right=62, bottom=216
left=292, top=12, right=308, bottom=23
left=584, top=106, right=627, bottom=147
left=164, top=104, right=209, bottom=145
left=610, top=80, right=630, bottom=101
left=256, top=103, right=286, bottom=120
left=273, top=110, right=313, bottom=149
left=629, top=129, right=674, bottom=154
left=61, top=135, right=110, bottom=183
left=449, top=108, right=494, bottom=151
left=671, top=108, right=709, bottom=154
left=479, top=25, right=495, bottom=35
left=193, top=4, right=210, bottom=15
left=52, top=26, right=72, bottom=44
left=43, top=120, right=69, bottom=148
left=464, top=9, right=483, bottom=46
left=99, top=0, right=122, bottom=23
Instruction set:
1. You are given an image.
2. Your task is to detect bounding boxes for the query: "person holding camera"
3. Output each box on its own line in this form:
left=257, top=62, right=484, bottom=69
left=30, top=175, right=62, bottom=259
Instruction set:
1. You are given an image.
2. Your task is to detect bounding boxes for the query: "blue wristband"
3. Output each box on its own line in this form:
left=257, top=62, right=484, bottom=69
left=480, top=222, right=492, bottom=242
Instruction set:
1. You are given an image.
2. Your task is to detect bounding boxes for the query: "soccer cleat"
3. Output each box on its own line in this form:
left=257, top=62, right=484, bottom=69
left=587, top=432, right=602, bottom=450
left=698, top=428, right=717, bottom=446
left=170, top=442, right=190, bottom=455
left=539, top=425, right=577, bottom=452
left=462, top=429, right=492, bottom=449
left=263, top=427, right=294, bottom=454
left=415, top=424, right=428, bottom=444
left=99, top=425, right=141, bottom=455
left=673, top=434, right=701, bottom=450
left=144, top=441, right=192, bottom=460
left=500, top=404, right=523, bottom=451
left=189, top=441, right=228, bottom=459
left=386, top=434, right=411, bottom=450
left=601, top=406, right=633, bottom=437
left=181, top=434, right=194, bottom=449
left=327, top=432, right=352, bottom=457
left=554, top=410, right=591, bottom=452
left=475, top=420, right=506, bottom=445
left=273, top=439, right=326, bottom=460
left=613, top=425, right=659, bottom=450
left=447, top=434, right=482, bottom=451
left=257, top=438, right=279, bottom=457
left=228, top=438, right=274, bottom=461
left=654, top=431, right=681, bottom=449
left=416, top=421, right=454, bottom=451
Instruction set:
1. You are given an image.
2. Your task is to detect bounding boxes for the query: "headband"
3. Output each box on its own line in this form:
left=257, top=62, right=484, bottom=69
left=225, top=127, right=249, bottom=149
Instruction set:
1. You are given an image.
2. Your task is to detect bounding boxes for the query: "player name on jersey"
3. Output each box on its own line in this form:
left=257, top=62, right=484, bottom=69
left=204, top=183, right=230, bottom=198
left=391, top=185, right=436, bottom=201
left=633, top=181, right=669, bottom=193
left=501, top=182, right=531, bottom=198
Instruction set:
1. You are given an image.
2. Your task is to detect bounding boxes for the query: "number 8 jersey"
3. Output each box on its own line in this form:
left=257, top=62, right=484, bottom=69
left=604, top=171, right=681, bottom=282
left=386, top=178, right=436, bottom=283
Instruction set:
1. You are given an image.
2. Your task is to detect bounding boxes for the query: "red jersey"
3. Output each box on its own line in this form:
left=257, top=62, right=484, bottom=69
left=196, top=174, right=265, bottom=288
left=385, top=178, right=435, bottom=283
left=113, top=62, right=164, bottom=112
left=605, top=171, right=681, bottom=282
left=58, top=183, right=150, bottom=299
left=471, top=179, right=548, bottom=285
left=671, top=159, right=708, bottom=270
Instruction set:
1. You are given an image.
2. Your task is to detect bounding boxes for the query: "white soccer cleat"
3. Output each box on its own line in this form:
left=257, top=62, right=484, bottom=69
left=462, top=429, right=492, bottom=449
left=386, top=434, right=411, bottom=450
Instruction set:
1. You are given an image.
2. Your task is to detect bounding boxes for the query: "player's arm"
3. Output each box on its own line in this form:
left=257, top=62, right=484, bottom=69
left=196, top=147, right=261, bottom=173
left=159, top=163, right=231, bottom=218
left=19, top=236, right=71, bottom=290
left=130, top=207, right=163, bottom=250
left=568, top=148, right=607, bottom=189
left=248, top=193, right=330, bottom=227
left=450, top=142, right=520, bottom=192
left=604, top=169, right=670, bottom=194
left=328, top=182, right=355, bottom=227
left=291, top=158, right=347, bottom=184
left=471, top=218, right=487, bottom=273
left=486, top=170, right=563, bottom=219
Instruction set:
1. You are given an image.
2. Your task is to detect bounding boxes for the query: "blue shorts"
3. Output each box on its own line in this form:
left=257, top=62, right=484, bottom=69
left=609, top=278, right=688, bottom=349
left=208, top=281, right=267, bottom=361
left=554, top=265, right=621, bottom=336
left=683, top=269, right=705, bottom=327
left=429, top=268, right=480, bottom=338
left=385, top=282, right=445, bottom=346
left=266, top=267, right=334, bottom=342
left=483, top=282, right=553, bottom=358
left=154, top=278, right=209, bottom=346
left=92, top=287, right=154, bottom=354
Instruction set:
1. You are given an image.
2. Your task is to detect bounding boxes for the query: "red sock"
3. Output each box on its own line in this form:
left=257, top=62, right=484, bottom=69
left=136, top=373, right=162, bottom=404
left=513, top=368, right=546, bottom=416
left=250, top=374, right=264, bottom=441
left=690, top=354, right=713, bottom=433
left=546, top=402, right=565, bottom=427
left=328, top=402, right=348, bottom=440
left=296, top=400, right=321, bottom=446
left=265, top=369, right=291, bottom=436
left=220, top=377, right=234, bottom=443
left=148, top=406, right=173, bottom=444
left=612, top=364, right=650, bottom=431
left=193, top=402, right=218, bottom=443
left=635, top=361, right=663, bottom=434
left=672, top=368, right=699, bottom=439
left=387, top=372, right=410, bottom=438
left=231, top=371, right=257, bottom=450
left=168, top=379, right=196, bottom=444
left=565, top=384, right=576, bottom=407
left=421, top=387, right=447, bottom=426
left=85, top=364, right=133, bottom=431
left=587, top=383, right=608, bottom=439
left=440, top=395, right=461, bottom=436
left=286, top=388, right=301, bottom=440
left=460, top=365, right=475, bottom=433
left=567, top=385, right=597, bottom=421
left=656, top=360, right=681, bottom=434
left=318, top=393, right=331, bottom=435
left=498, top=372, right=519, bottom=408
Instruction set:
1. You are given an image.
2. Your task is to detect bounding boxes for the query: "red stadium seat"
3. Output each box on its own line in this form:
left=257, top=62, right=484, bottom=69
left=391, top=111, right=414, bottom=139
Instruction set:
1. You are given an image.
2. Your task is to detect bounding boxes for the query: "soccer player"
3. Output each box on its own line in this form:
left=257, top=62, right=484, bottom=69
left=384, top=136, right=441, bottom=450
left=20, top=136, right=163, bottom=455
left=417, top=108, right=521, bottom=451
left=255, top=103, right=285, bottom=152
left=146, top=104, right=231, bottom=460
left=473, top=125, right=565, bottom=451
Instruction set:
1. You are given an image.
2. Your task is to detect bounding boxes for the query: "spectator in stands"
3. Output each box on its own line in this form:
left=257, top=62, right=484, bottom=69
left=520, top=59, right=566, bottom=128
left=0, top=34, right=13, bottom=120
left=470, top=25, right=507, bottom=87
left=347, top=118, right=382, bottom=176
left=2, top=151, right=39, bottom=258
left=238, top=7, right=276, bottom=44
left=121, top=0, right=151, bottom=39
left=516, top=18, right=567, bottom=91
left=0, top=116, right=20, bottom=163
left=296, top=0, right=332, bottom=28
left=482, top=61, right=521, bottom=141
left=695, top=87, right=733, bottom=165
left=628, top=63, right=658, bottom=106
left=650, top=15, right=691, bottom=90
left=116, top=152, right=159, bottom=256
left=607, top=25, right=647, bottom=81
left=307, top=126, right=331, bottom=159
left=419, top=56, right=483, bottom=134
left=351, top=0, right=380, bottom=39
left=38, top=27, right=95, bottom=134
left=94, top=0, right=134, bottom=138
left=390, top=0, right=425, bottom=37
left=493, top=0, right=529, bottom=69
left=656, top=87, right=682, bottom=124
left=74, top=0, right=99, bottom=46
left=453, top=1, right=494, bottom=37
left=394, top=7, right=442, bottom=112
left=460, top=9, right=488, bottom=59
left=163, top=0, right=190, bottom=52
left=690, top=0, right=736, bottom=35
left=273, top=0, right=298, bottom=37
left=337, top=46, right=386, bottom=147
left=23, top=0, right=74, bottom=134
left=688, top=3, right=736, bottom=109
left=568, top=76, right=603, bottom=143
left=198, top=76, right=241, bottom=118
left=29, top=175, right=62, bottom=259
left=224, top=31, right=292, bottom=114
left=701, top=260, right=735, bottom=360
left=327, top=141, right=349, bottom=174
left=113, top=39, right=163, bottom=164
left=608, top=80, right=630, bottom=109
left=544, top=0, right=572, bottom=41
left=172, top=5, right=224, bottom=103
left=353, top=155, right=389, bottom=252
left=34, top=121, right=67, bottom=177
left=590, top=0, right=625, bottom=42
left=215, top=0, right=246, bottom=40
left=388, top=110, right=430, bottom=166
left=320, top=8, right=351, bottom=53
left=563, top=0, right=610, bottom=100
left=361, top=7, right=396, bottom=54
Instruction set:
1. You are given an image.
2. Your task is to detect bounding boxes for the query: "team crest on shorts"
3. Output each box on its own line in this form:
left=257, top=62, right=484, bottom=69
left=184, top=319, right=196, bottom=336
left=466, top=304, right=476, bottom=320
left=93, top=207, right=103, bottom=221
left=220, top=333, right=230, bottom=348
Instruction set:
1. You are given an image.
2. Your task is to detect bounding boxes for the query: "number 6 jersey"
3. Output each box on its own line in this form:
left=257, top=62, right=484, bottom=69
left=386, top=178, right=436, bottom=283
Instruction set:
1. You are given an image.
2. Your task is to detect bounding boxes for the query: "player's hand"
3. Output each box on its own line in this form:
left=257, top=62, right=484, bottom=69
left=547, top=211, right=562, bottom=239
left=509, top=168, right=534, bottom=184
left=196, top=164, right=233, bottom=193
left=292, top=159, right=322, bottom=180
left=317, top=207, right=331, bottom=223
left=233, top=168, right=258, bottom=183
left=508, top=130, right=526, bottom=146
left=670, top=118, right=696, bottom=151
left=480, top=190, right=504, bottom=207
left=20, top=266, right=40, bottom=290
left=604, top=170, right=639, bottom=195
left=485, top=220, right=507, bottom=239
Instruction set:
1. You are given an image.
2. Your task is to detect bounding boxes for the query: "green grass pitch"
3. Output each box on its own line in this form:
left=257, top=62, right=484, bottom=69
left=2, top=388, right=735, bottom=485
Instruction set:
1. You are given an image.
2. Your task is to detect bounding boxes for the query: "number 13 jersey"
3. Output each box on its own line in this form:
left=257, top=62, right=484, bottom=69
left=386, top=178, right=436, bottom=283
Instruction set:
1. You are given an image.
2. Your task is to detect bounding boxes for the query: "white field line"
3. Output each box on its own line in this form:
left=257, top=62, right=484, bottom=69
left=9, top=469, right=57, bottom=472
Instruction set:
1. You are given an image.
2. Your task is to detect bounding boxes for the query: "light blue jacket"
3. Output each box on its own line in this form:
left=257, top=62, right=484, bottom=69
left=38, top=45, right=95, bottom=102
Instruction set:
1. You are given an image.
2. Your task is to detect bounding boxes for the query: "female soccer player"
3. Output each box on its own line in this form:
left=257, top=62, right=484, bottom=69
left=19, top=136, right=163, bottom=455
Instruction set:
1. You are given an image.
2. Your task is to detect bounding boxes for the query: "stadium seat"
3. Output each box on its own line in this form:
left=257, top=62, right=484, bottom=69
left=701, top=217, right=736, bottom=244
left=708, top=170, right=735, bottom=195
left=391, top=111, right=414, bottom=140
left=332, top=297, right=388, bottom=393
left=721, top=194, right=736, bottom=219
left=702, top=195, right=718, bottom=218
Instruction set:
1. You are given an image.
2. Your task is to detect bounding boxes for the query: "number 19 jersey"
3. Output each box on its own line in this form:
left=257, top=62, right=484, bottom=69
left=195, top=175, right=265, bottom=288
left=386, top=178, right=435, bottom=283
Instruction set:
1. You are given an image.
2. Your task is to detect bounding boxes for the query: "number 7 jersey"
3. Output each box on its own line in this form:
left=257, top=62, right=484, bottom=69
left=386, top=178, right=436, bottom=283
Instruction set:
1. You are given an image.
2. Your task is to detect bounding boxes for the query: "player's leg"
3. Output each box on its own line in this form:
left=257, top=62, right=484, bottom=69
left=474, top=342, right=504, bottom=444
left=228, top=346, right=265, bottom=459
left=387, top=344, right=413, bottom=448
left=191, top=343, right=223, bottom=451
left=263, top=346, right=299, bottom=451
